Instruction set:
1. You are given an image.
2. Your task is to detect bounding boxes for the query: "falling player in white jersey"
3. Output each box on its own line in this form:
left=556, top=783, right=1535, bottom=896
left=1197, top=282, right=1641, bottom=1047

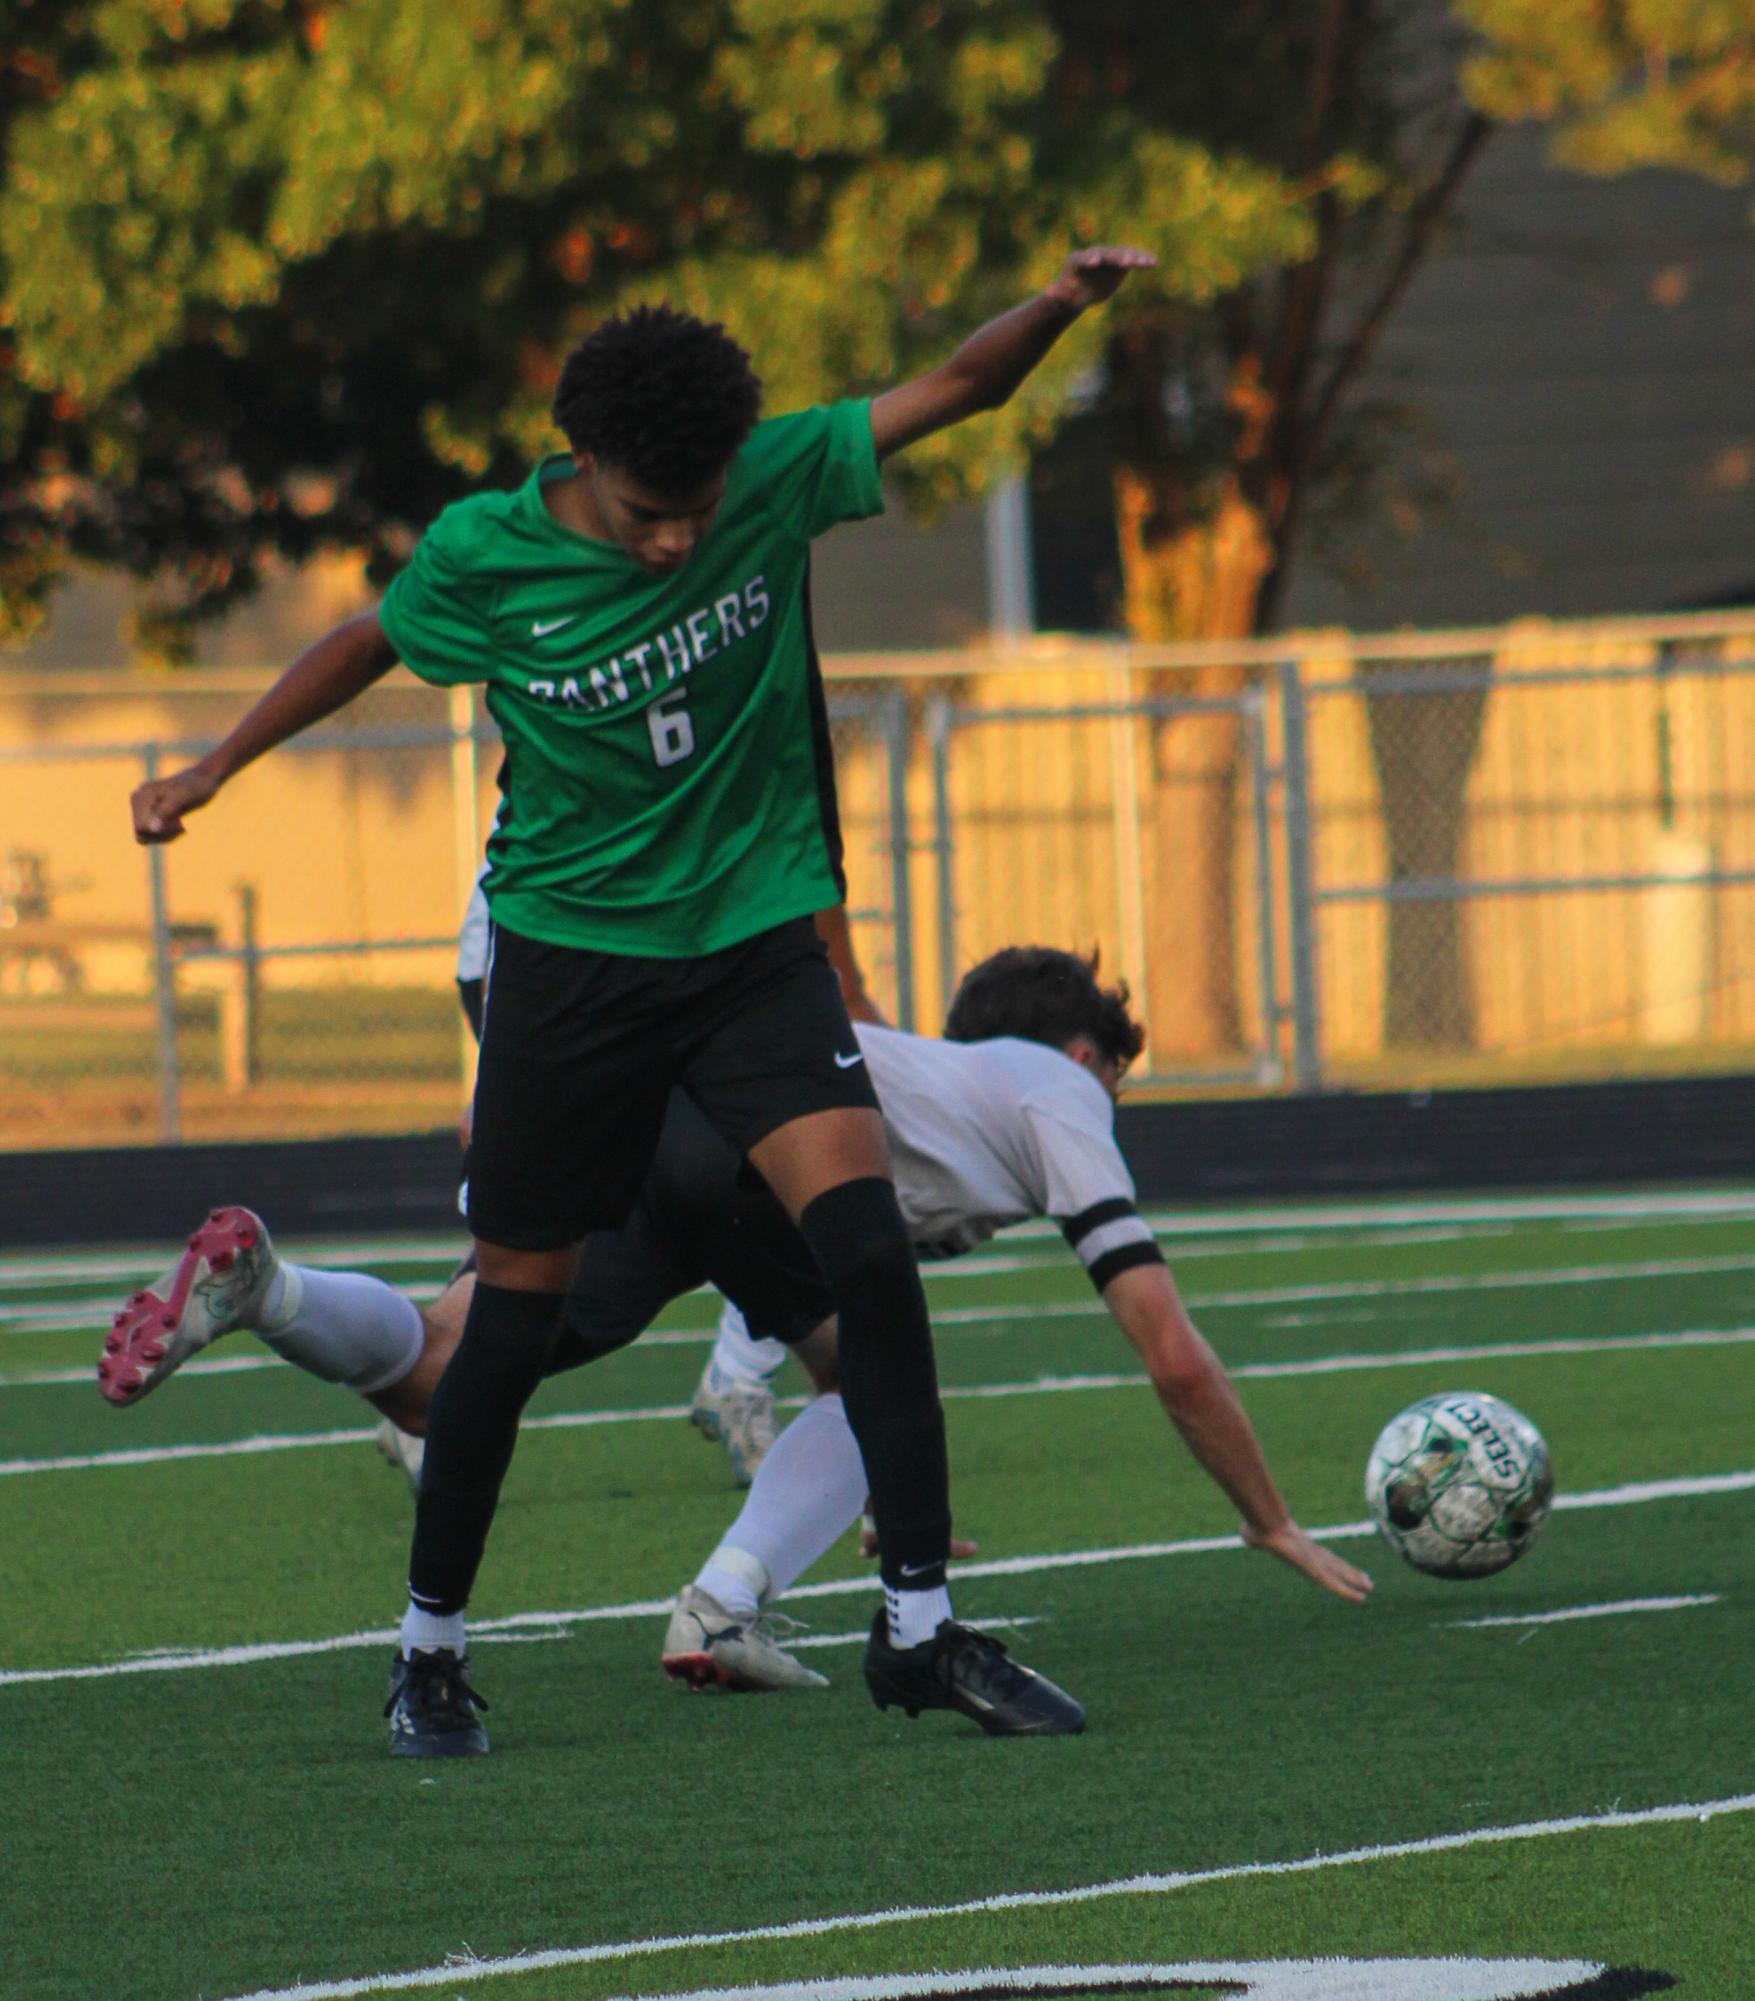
left=98, top=947, right=1370, bottom=1715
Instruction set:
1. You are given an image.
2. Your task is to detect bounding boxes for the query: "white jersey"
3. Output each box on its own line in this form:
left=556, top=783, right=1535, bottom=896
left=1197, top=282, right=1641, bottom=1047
left=456, top=871, right=491, bottom=985
left=855, top=1023, right=1161, bottom=1291
left=452, top=873, right=1157, bottom=1291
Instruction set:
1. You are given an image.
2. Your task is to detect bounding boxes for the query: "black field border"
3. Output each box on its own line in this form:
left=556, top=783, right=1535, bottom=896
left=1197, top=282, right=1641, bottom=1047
left=11, top=1070, right=1755, bottom=1249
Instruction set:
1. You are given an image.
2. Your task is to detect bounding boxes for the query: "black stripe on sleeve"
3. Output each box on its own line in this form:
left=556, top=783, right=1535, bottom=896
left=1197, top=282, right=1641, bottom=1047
left=1060, top=1196, right=1141, bottom=1251
left=1086, top=1240, right=1166, bottom=1294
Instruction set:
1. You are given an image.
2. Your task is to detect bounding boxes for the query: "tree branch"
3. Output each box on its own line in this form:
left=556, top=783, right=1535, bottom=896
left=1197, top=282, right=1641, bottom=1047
left=1305, top=110, right=1493, bottom=463
left=1255, top=109, right=1492, bottom=630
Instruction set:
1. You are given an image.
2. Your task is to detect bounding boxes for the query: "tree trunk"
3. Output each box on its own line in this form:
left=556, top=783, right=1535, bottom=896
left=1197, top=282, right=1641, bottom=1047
left=1361, top=668, right=1490, bottom=1049
left=1115, top=462, right=1273, bottom=1062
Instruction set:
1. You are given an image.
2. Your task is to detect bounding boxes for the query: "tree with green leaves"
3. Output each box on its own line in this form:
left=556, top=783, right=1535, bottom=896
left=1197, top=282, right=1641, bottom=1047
left=3, top=0, right=1750, bottom=1049
left=0, top=0, right=1296, bottom=656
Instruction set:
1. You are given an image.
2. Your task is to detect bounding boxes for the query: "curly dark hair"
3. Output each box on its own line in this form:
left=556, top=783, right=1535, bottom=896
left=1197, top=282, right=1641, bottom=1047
left=944, top=946, right=1145, bottom=1072
left=551, top=304, right=762, bottom=494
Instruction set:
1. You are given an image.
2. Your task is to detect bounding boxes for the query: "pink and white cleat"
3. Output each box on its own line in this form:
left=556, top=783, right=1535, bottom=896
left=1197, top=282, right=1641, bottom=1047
left=97, top=1206, right=282, bottom=1407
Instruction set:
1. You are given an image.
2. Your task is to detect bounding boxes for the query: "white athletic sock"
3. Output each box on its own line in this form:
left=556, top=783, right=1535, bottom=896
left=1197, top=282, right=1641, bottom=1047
left=693, top=1547, right=769, bottom=1622
left=702, top=1392, right=868, bottom=1606
left=709, top=1299, right=788, bottom=1387
left=257, top=1265, right=425, bottom=1395
left=400, top=1602, right=465, bottom=1658
left=886, top=1583, right=953, bottom=1650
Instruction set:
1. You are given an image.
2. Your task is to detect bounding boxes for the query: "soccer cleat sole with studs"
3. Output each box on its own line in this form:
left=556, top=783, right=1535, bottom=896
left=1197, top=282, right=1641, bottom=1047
left=97, top=1206, right=276, bottom=1407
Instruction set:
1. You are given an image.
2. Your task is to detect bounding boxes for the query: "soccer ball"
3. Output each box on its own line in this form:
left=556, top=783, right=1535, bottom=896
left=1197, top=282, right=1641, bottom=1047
left=1364, top=1391, right=1554, bottom=1579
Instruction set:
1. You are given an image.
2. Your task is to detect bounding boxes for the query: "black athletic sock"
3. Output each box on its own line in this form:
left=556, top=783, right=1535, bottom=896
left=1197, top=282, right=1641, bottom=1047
left=407, top=1282, right=566, bottom=1616
left=796, top=1176, right=951, bottom=1591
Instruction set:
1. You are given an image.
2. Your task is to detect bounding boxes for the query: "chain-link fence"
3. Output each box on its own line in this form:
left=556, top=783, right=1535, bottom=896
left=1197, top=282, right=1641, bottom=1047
left=7, top=611, right=1755, bottom=1148
left=1301, top=620, right=1755, bottom=1085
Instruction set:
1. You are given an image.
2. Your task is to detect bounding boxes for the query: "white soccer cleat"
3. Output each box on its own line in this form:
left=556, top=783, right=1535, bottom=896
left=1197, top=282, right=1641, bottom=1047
left=688, top=1361, right=779, bottom=1488
left=374, top=1417, right=425, bottom=1495
left=660, top=1585, right=829, bottom=1693
left=97, top=1206, right=284, bottom=1407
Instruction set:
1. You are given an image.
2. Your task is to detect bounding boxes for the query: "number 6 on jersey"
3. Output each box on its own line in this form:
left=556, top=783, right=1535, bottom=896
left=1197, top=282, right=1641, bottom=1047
left=647, top=690, right=695, bottom=768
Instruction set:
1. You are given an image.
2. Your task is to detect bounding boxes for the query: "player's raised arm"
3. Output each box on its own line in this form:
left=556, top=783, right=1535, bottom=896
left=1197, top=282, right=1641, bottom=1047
left=867, top=246, right=1156, bottom=462
left=130, top=609, right=399, bottom=844
left=1101, top=1259, right=1375, bottom=1605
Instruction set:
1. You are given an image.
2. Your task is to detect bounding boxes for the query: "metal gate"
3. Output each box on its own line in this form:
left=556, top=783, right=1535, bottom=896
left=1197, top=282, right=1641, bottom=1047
left=920, top=683, right=1300, bottom=1086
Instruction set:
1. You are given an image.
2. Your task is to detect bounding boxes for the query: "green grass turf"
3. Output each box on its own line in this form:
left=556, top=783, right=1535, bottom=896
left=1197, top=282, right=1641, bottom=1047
left=1, top=1198, right=1752, bottom=1999
left=430, top=1814, right=1755, bottom=2001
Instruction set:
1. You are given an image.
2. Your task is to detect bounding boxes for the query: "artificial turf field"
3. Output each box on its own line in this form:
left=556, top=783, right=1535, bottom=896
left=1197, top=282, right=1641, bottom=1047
left=3, top=1189, right=1753, bottom=2001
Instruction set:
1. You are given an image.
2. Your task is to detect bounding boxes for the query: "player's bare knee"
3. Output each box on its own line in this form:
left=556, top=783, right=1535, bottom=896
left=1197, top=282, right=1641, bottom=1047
left=369, top=1383, right=429, bottom=1437
left=793, top=1317, right=840, bottom=1392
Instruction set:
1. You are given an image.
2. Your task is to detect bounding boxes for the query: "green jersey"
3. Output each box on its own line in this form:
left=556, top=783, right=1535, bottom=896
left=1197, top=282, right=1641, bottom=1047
left=379, top=399, right=883, bottom=956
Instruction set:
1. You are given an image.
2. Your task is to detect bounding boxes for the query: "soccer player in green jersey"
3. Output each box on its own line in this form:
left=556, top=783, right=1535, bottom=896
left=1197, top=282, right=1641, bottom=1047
left=131, top=244, right=1156, bottom=1754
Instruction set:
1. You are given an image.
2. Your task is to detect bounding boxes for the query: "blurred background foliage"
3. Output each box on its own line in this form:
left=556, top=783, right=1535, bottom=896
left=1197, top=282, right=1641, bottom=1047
left=1, top=0, right=1750, bottom=653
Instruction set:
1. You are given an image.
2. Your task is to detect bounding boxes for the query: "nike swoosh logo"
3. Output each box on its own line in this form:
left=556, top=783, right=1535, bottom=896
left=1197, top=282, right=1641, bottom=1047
left=897, top=1560, right=937, bottom=1578
left=532, top=616, right=578, bottom=637
left=834, top=1051, right=865, bottom=1069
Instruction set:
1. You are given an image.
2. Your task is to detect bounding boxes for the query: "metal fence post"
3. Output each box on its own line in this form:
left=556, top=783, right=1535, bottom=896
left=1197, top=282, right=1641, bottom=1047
left=1245, top=694, right=1284, bottom=1087
left=142, top=744, right=183, bottom=1142
left=1277, top=659, right=1323, bottom=1092
left=928, top=694, right=957, bottom=1025
left=1106, top=666, right=1152, bottom=1067
left=220, top=882, right=260, bottom=1094
left=882, top=688, right=917, bottom=1032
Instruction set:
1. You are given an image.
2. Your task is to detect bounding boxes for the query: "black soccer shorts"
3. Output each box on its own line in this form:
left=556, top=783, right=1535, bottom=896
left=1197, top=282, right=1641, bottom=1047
left=548, top=1088, right=837, bottom=1368
left=464, top=915, right=879, bottom=1250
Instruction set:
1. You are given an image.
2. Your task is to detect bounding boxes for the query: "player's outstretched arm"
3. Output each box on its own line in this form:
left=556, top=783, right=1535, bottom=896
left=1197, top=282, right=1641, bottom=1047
left=867, top=246, right=1156, bottom=462
left=130, top=610, right=399, bottom=844
left=1102, top=1260, right=1374, bottom=1605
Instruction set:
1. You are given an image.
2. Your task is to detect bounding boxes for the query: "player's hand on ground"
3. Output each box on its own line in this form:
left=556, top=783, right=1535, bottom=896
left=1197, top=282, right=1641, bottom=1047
left=1046, top=246, right=1157, bottom=312
left=1241, top=1519, right=1374, bottom=1603
left=131, top=764, right=220, bottom=844
left=859, top=1513, right=978, bottom=1562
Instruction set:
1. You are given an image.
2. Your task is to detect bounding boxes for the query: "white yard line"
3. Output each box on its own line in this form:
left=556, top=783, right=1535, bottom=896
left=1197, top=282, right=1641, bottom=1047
left=5, top=1468, right=1750, bottom=1693
left=0, top=1256, right=1023, bottom=1339
left=1, top=1354, right=290, bottom=1389
left=7, top=1324, right=1755, bottom=1471
left=1183, top=1252, right=1755, bottom=1309
left=785, top=1616, right=1043, bottom=1652
left=1448, top=1594, right=1721, bottom=1630
left=0, top=1322, right=728, bottom=1376
left=213, top=1791, right=1755, bottom=2001
left=921, top=1253, right=1755, bottom=1327
left=9, top=1184, right=1755, bottom=1293
left=1058, top=1188, right=1755, bottom=1238
left=0, top=1239, right=467, bottom=1288
left=0, top=1284, right=450, bottom=1338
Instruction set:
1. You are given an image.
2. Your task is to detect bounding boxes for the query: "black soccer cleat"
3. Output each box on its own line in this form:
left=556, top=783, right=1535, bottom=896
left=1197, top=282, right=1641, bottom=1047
left=862, top=1613, right=1086, bottom=1737
left=385, top=1648, right=490, bottom=1758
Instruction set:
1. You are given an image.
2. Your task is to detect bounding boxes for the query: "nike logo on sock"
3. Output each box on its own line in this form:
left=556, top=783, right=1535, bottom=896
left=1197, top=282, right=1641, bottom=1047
left=532, top=615, right=578, bottom=637
left=834, top=1051, right=865, bottom=1069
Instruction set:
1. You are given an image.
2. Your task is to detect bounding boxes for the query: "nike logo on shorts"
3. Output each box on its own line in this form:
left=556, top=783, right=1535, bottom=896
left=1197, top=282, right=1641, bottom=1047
left=532, top=615, right=578, bottom=637
left=898, top=1561, right=938, bottom=1579
left=834, top=1051, right=865, bottom=1069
